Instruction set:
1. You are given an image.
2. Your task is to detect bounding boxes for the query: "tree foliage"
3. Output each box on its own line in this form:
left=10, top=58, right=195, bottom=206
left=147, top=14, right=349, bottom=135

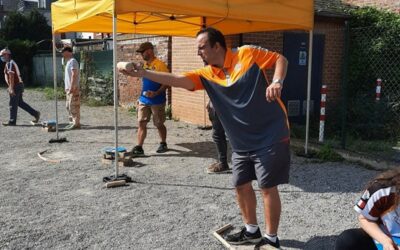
left=0, top=9, right=51, bottom=42
left=0, top=9, right=51, bottom=86
left=344, top=7, right=400, bottom=139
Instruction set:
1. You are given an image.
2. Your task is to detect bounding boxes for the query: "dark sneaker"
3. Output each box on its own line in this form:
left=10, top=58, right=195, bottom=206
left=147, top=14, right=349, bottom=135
left=254, top=237, right=281, bottom=250
left=2, top=121, right=16, bottom=126
left=156, top=142, right=168, bottom=153
left=32, top=111, right=40, bottom=124
left=131, top=145, right=144, bottom=156
left=225, top=227, right=262, bottom=245
left=207, top=162, right=230, bottom=174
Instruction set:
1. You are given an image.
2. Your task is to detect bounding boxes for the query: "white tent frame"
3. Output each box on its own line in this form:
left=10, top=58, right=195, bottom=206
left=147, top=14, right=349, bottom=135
left=51, top=1, right=315, bottom=179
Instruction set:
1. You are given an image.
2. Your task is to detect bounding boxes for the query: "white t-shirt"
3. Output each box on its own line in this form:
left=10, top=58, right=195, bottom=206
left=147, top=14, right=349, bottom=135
left=64, top=58, right=80, bottom=91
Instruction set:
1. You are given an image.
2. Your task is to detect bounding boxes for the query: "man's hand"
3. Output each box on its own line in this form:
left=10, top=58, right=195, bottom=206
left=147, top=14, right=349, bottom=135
left=119, top=62, right=145, bottom=77
left=69, top=85, right=79, bottom=94
left=7, top=87, right=15, bottom=96
left=381, top=241, right=399, bottom=250
left=144, top=90, right=157, bottom=98
left=266, top=82, right=282, bottom=102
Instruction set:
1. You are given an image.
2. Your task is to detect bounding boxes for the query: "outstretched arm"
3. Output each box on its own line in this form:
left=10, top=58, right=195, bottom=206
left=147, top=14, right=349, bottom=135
left=120, top=65, right=195, bottom=91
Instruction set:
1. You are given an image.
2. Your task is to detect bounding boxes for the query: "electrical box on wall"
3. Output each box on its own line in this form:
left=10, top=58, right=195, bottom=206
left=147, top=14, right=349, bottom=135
left=281, top=32, right=325, bottom=124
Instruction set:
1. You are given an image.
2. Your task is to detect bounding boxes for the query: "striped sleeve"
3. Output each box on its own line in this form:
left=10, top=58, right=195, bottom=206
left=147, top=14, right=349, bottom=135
left=242, top=45, right=281, bottom=70
left=11, top=61, right=23, bottom=83
left=354, top=186, right=395, bottom=221
left=183, top=68, right=207, bottom=91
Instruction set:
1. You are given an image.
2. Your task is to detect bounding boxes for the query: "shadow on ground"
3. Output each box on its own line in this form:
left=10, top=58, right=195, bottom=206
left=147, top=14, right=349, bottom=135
left=288, top=162, right=378, bottom=193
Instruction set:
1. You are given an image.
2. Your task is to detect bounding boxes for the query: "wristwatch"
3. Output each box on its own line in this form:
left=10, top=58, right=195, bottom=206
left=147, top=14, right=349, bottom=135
left=272, top=78, right=284, bottom=86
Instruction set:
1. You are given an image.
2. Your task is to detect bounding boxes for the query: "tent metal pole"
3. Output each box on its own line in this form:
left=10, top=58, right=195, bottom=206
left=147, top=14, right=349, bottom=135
left=304, top=30, right=313, bottom=155
left=52, top=32, right=59, bottom=139
left=112, top=2, right=119, bottom=177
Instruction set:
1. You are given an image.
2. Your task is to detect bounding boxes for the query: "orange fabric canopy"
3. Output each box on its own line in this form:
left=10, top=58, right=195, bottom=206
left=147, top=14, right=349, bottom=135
left=51, top=0, right=314, bottom=36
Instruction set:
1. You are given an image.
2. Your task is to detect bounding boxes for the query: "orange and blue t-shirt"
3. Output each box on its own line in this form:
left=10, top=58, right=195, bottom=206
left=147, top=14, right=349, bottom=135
left=140, top=57, right=169, bottom=105
left=184, top=45, right=289, bottom=152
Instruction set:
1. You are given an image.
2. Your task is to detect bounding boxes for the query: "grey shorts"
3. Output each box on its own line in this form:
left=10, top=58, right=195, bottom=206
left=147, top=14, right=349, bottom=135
left=231, top=141, right=290, bottom=188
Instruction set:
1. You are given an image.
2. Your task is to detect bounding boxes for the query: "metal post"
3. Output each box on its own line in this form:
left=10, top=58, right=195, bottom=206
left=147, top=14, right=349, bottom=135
left=375, top=78, right=382, bottom=101
left=52, top=32, right=59, bottom=139
left=304, top=30, right=313, bottom=154
left=319, top=85, right=327, bottom=142
left=112, top=3, right=119, bottom=177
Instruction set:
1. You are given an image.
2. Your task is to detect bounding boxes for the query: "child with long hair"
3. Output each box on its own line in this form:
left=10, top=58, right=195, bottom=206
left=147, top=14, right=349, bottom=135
left=335, top=169, right=400, bottom=250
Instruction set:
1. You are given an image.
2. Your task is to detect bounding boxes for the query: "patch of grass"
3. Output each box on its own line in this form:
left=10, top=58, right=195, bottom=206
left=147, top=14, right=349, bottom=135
left=348, top=139, right=393, bottom=152
left=165, top=104, right=172, bottom=120
left=85, top=97, right=109, bottom=107
left=128, top=106, right=136, bottom=116
left=41, top=87, right=66, bottom=100
left=290, top=124, right=306, bottom=139
left=316, top=143, right=344, bottom=162
left=292, top=143, right=343, bottom=162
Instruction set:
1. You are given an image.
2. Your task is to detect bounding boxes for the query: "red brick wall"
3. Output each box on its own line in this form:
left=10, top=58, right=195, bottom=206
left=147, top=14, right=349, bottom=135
left=171, top=37, right=208, bottom=125
left=344, top=0, right=400, bottom=13
left=242, top=31, right=283, bottom=80
left=171, top=24, right=347, bottom=125
left=171, top=34, right=242, bottom=126
left=314, top=21, right=345, bottom=111
left=117, top=36, right=171, bottom=108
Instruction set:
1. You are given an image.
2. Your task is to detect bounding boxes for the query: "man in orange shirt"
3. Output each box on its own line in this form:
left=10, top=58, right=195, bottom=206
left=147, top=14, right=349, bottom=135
left=120, top=28, right=289, bottom=249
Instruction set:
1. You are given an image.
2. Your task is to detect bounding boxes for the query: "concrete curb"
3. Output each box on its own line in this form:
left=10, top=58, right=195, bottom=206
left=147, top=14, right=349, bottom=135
left=291, top=139, right=399, bottom=171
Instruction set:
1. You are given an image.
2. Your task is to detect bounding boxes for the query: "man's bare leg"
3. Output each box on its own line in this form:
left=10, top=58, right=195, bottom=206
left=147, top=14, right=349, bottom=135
left=236, top=181, right=257, bottom=225
left=261, top=186, right=281, bottom=235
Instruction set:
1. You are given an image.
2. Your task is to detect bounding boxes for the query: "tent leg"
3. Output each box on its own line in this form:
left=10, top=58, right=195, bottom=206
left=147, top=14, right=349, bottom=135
left=103, top=2, right=131, bottom=187
left=49, top=31, right=67, bottom=143
left=304, top=30, right=313, bottom=155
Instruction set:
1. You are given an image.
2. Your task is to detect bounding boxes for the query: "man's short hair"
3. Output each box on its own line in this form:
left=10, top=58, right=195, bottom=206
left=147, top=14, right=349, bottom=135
left=61, top=46, right=73, bottom=53
left=196, top=27, right=227, bottom=50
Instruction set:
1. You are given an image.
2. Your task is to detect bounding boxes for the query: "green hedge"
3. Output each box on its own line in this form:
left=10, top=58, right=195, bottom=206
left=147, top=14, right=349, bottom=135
left=332, top=7, right=400, bottom=140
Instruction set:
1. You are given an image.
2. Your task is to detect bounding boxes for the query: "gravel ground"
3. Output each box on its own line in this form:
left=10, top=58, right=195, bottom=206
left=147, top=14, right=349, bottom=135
left=0, top=88, right=379, bottom=250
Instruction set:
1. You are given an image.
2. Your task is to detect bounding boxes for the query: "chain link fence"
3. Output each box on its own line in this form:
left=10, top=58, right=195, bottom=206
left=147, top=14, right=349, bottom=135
left=343, top=25, right=400, bottom=140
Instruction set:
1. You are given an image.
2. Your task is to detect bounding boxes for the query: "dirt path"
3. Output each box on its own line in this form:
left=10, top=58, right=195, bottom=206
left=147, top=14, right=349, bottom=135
left=0, top=88, right=378, bottom=250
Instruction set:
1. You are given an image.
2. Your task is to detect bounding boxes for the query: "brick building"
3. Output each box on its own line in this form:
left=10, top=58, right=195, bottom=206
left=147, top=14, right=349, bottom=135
left=116, top=0, right=399, bottom=126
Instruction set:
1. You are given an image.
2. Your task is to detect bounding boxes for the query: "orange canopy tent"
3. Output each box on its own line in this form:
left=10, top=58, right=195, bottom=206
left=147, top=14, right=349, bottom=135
left=51, top=0, right=313, bottom=36
left=51, top=0, right=315, bottom=177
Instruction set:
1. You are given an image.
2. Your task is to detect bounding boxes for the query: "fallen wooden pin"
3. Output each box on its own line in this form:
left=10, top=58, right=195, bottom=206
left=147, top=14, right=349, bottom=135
left=103, top=174, right=132, bottom=188
left=37, top=150, right=61, bottom=163
left=104, top=179, right=126, bottom=188
left=213, top=224, right=280, bottom=250
left=213, top=224, right=235, bottom=250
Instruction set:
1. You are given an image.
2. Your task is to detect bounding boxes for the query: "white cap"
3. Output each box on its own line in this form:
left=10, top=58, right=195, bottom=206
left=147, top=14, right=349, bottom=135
left=0, top=48, right=11, bottom=56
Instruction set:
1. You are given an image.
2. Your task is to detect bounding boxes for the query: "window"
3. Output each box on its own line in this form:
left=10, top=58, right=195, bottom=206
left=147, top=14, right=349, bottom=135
left=38, top=0, right=46, bottom=9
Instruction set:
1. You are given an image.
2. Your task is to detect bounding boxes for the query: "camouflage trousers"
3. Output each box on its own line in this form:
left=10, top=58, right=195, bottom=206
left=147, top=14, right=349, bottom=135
left=66, top=93, right=80, bottom=125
